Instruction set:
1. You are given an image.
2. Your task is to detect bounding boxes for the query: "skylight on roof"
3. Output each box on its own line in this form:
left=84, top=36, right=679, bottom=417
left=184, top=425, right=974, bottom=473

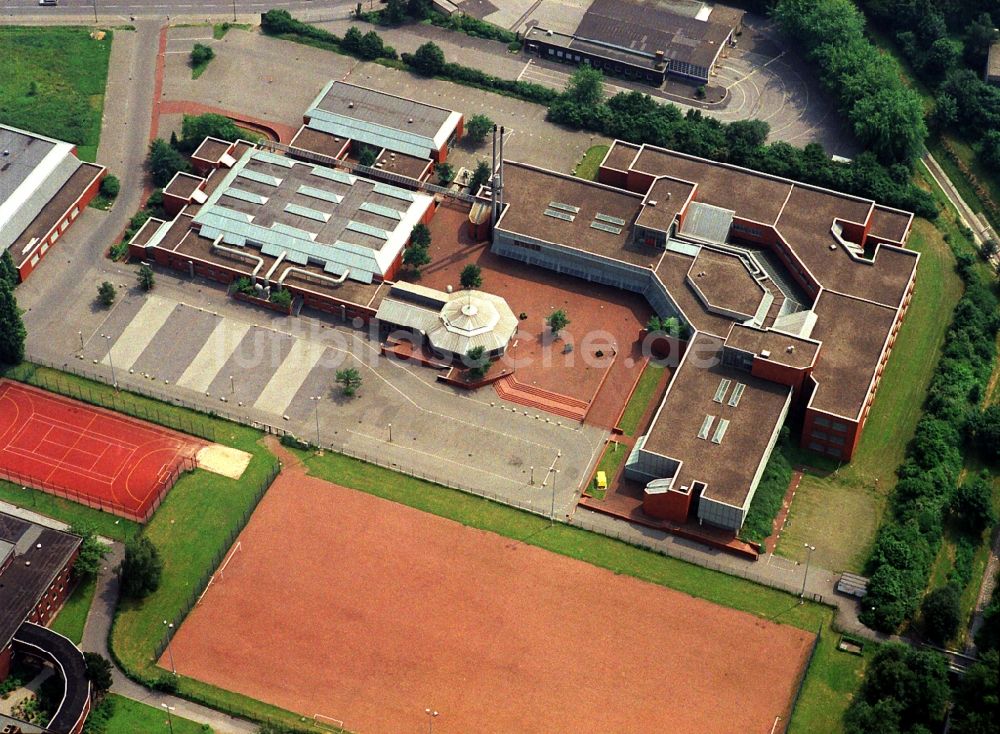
left=697, top=414, right=715, bottom=440
left=346, top=220, right=388, bottom=240
left=373, top=182, right=414, bottom=202
left=711, top=418, right=730, bottom=445
left=590, top=221, right=622, bottom=235
left=548, top=201, right=580, bottom=214
left=311, top=167, right=356, bottom=186
left=595, top=212, right=626, bottom=226
left=297, top=185, right=343, bottom=204
left=223, top=187, right=268, bottom=205
left=544, top=209, right=575, bottom=222
left=728, top=383, right=746, bottom=408
left=713, top=379, right=731, bottom=403
left=359, top=201, right=402, bottom=220
left=237, top=169, right=282, bottom=187
left=284, top=203, right=330, bottom=223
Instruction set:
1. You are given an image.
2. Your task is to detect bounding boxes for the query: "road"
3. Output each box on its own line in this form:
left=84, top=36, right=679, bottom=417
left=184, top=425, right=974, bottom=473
left=3, top=0, right=338, bottom=21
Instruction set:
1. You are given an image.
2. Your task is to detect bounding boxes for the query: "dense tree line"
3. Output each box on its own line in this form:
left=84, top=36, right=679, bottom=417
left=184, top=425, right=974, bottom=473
left=861, top=256, right=999, bottom=634
left=857, top=0, right=1000, bottom=173
left=546, top=67, right=937, bottom=218
left=772, top=0, right=927, bottom=167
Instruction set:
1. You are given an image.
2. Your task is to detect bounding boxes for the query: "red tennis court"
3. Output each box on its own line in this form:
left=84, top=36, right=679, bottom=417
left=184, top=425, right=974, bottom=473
left=0, top=380, right=204, bottom=521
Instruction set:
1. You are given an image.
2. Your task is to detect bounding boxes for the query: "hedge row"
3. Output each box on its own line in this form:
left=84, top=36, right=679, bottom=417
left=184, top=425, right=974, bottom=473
left=861, top=255, right=999, bottom=633
left=772, top=0, right=928, bottom=167
left=261, top=10, right=397, bottom=61
left=546, top=84, right=937, bottom=219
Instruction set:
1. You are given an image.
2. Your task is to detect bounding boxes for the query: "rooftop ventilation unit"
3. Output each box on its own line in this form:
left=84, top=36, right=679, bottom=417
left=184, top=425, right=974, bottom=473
left=760, top=349, right=771, bottom=358
left=648, top=200, right=658, bottom=207
left=829, top=243, right=837, bottom=250
left=787, top=345, right=795, bottom=353
left=347, top=102, right=354, bottom=108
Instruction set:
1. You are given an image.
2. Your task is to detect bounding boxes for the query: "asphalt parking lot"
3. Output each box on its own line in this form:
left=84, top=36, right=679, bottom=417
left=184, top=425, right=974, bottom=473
left=17, top=253, right=604, bottom=515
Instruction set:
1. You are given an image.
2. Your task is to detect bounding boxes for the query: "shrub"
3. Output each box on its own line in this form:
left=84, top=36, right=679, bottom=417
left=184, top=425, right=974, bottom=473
left=465, top=345, right=491, bottom=380
left=97, top=281, right=116, bottom=307
left=190, top=43, right=215, bottom=67
left=460, top=263, right=482, bottom=289
left=411, top=41, right=445, bottom=76
left=146, top=138, right=189, bottom=187
left=100, top=175, right=120, bottom=198
left=137, top=263, right=155, bottom=292
left=467, top=159, right=491, bottom=194
left=336, top=367, right=362, bottom=397
left=465, top=114, right=494, bottom=145
left=269, top=288, right=292, bottom=307
left=546, top=309, right=569, bottom=336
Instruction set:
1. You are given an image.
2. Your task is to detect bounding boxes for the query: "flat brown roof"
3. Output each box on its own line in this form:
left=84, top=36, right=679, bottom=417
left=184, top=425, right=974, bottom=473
left=313, top=81, right=457, bottom=141
left=497, top=162, right=663, bottom=267
left=633, top=147, right=792, bottom=226
left=689, top=248, right=765, bottom=319
left=643, top=334, right=791, bottom=508
left=636, top=177, right=695, bottom=234
left=654, top=251, right=738, bottom=339
left=289, top=125, right=349, bottom=160
left=164, top=171, right=204, bottom=199
left=808, top=290, right=897, bottom=418
left=192, top=137, right=232, bottom=163
left=601, top=140, right=640, bottom=172
left=725, top=323, right=820, bottom=370
left=868, top=205, right=912, bottom=243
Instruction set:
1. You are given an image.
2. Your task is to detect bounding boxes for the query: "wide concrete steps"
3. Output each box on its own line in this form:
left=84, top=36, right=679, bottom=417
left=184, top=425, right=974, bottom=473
left=494, top=375, right=588, bottom=422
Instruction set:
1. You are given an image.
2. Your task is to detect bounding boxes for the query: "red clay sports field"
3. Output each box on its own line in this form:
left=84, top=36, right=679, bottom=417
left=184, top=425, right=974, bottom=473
left=0, top=380, right=203, bottom=521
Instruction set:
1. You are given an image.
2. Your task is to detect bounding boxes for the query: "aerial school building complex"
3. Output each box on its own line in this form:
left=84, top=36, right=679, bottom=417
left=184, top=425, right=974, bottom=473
left=491, top=141, right=916, bottom=531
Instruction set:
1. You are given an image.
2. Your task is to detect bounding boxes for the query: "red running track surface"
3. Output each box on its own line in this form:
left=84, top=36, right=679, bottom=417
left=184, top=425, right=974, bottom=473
left=0, top=380, right=204, bottom=521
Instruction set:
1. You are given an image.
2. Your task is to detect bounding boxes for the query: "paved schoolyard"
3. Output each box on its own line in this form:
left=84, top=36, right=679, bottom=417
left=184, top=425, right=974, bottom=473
left=167, top=456, right=816, bottom=734
left=56, top=281, right=602, bottom=513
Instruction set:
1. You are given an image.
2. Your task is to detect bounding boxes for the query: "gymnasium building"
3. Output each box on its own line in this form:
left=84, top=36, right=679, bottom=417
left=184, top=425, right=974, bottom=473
left=0, top=513, right=90, bottom=734
left=0, top=124, right=106, bottom=282
left=489, top=141, right=916, bottom=531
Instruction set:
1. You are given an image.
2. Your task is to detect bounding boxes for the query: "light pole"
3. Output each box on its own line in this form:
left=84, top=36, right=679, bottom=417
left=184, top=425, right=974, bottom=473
left=230, top=375, right=235, bottom=395
left=161, top=703, right=175, bottom=734
left=78, top=330, right=84, bottom=352
left=101, top=334, right=118, bottom=389
left=388, top=422, right=392, bottom=442
left=800, top=544, right=815, bottom=602
left=92, top=0, right=98, bottom=24
left=232, top=0, right=237, bottom=22
left=425, top=708, right=439, bottom=734
left=310, top=396, right=321, bottom=447
left=550, top=468, right=559, bottom=525
left=162, top=620, right=176, bottom=674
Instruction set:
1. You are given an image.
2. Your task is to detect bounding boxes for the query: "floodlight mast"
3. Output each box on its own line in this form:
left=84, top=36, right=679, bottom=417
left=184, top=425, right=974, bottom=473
left=490, top=125, right=498, bottom=227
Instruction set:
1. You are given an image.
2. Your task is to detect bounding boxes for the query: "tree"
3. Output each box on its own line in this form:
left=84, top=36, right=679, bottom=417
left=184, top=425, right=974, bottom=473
left=137, top=264, right=155, bottom=292
left=70, top=524, right=108, bottom=579
left=342, top=25, right=364, bottom=54
left=845, top=644, right=951, bottom=733
left=464, top=114, right=493, bottom=146
left=921, top=583, right=961, bottom=645
left=100, top=175, right=120, bottom=199
left=950, top=649, right=998, bottom=734
left=467, top=159, right=491, bottom=194
left=357, top=144, right=378, bottom=167
left=147, top=138, right=189, bottom=187
left=411, top=41, right=445, bottom=76
left=410, top=223, right=431, bottom=248
left=465, top=345, right=491, bottom=380
left=981, top=130, right=1000, bottom=173
left=0, top=249, right=18, bottom=288
left=964, top=12, right=999, bottom=67
left=949, top=472, right=996, bottom=534
left=546, top=309, right=570, bottom=337
left=189, top=43, right=215, bottom=68
left=0, top=280, right=26, bottom=365
left=358, top=30, right=386, bottom=60
left=383, top=0, right=406, bottom=24
left=403, top=242, right=431, bottom=273
left=119, top=535, right=163, bottom=599
left=406, top=0, right=432, bottom=19
left=565, top=64, right=604, bottom=107
left=968, top=405, right=1000, bottom=463
left=97, top=281, right=116, bottom=307
left=335, top=367, right=362, bottom=397
left=83, top=653, right=114, bottom=701
left=460, top=264, right=482, bottom=289
left=436, top=162, right=454, bottom=185
left=179, top=113, right=250, bottom=153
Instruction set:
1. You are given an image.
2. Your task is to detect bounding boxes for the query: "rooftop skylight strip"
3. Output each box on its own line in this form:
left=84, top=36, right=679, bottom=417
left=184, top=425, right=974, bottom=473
left=297, top=185, right=343, bottom=204
left=728, top=383, right=746, bottom=408
left=359, top=202, right=403, bottom=220
left=711, top=418, right=730, bottom=444
left=548, top=201, right=580, bottom=214
left=544, top=209, right=575, bottom=222
left=697, top=414, right=715, bottom=440
left=589, top=221, right=621, bottom=234
left=595, top=212, right=626, bottom=226
left=284, top=203, right=331, bottom=223
left=311, top=167, right=356, bottom=186
left=713, top=378, right=731, bottom=403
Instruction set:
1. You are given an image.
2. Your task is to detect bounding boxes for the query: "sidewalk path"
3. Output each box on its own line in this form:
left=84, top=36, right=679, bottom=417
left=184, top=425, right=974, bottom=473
left=81, top=542, right=258, bottom=733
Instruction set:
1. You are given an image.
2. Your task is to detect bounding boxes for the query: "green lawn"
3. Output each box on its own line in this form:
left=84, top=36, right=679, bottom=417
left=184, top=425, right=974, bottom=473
left=0, top=478, right=137, bottom=541
left=777, top=219, right=964, bottom=572
left=213, top=22, right=250, bottom=40
left=587, top=440, right=627, bottom=499
left=295, top=447, right=861, bottom=733
left=618, top=362, right=665, bottom=436
left=573, top=144, right=610, bottom=181
left=50, top=576, right=97, bottom=644
left=0, top=26, right=112, bottom=162
left=101, top=694, right=209, bottom=734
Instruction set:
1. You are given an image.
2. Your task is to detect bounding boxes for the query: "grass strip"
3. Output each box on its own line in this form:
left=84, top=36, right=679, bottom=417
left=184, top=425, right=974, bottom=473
left=618, top=362, right=665, bottom=436
left=573, top=144, right=609, bottom=181
left=50, top=576, right=97, bottom=645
